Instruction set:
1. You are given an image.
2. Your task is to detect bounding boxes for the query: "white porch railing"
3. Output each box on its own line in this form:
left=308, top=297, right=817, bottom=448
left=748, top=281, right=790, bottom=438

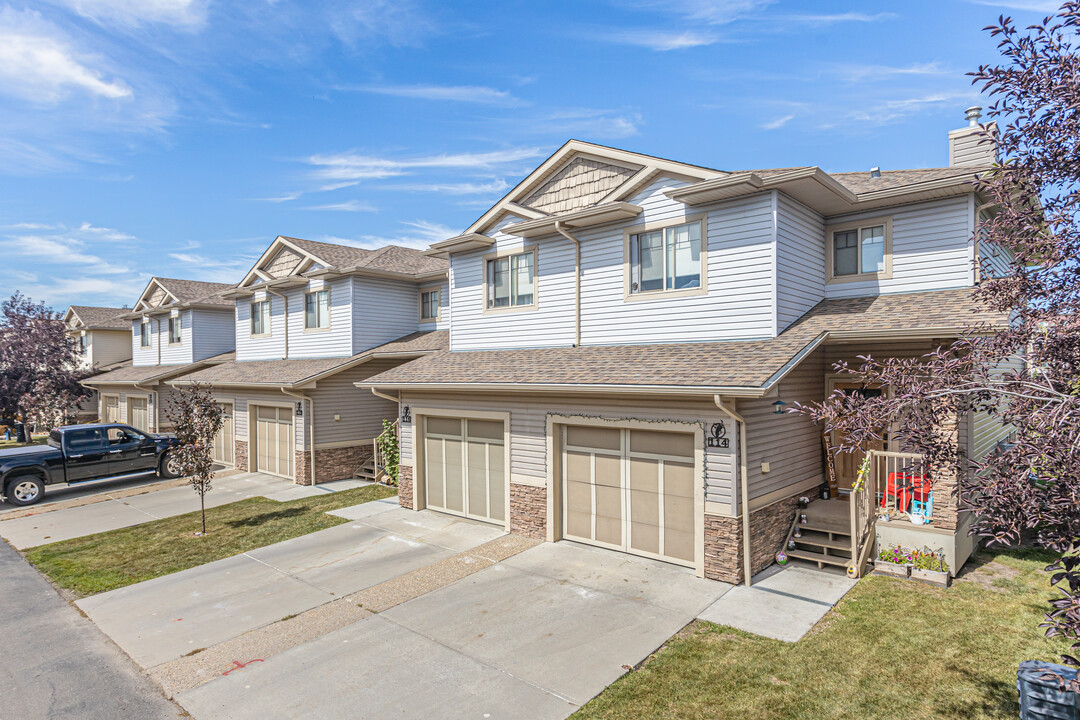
left=372, top=419, right=399, bottom=484
left=868, top=450, right=932, bottom=525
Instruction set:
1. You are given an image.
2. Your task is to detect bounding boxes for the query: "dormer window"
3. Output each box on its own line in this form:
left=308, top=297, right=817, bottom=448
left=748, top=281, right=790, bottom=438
left=827, top=217, right=893, bottom=283
left=140, top=321, right=152, bottom=347
left=78, top=335, right=87, bottom=355
left=251, top=300, right=271, bottom=336
left=623, top=215, right=708, bottom=300
left=419, top=288, right=440, bottom=321
left=168, top=316, right=182, bottom=345
left=304, top=290, right=330, bottom=330
left=485, top=247, right=536, bottom=311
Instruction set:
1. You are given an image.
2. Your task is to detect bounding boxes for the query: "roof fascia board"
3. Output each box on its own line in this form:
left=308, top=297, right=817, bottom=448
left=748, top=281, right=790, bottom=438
left=354, top=380, right=767, bottom=397
left=503, top=202, right=547, bottom=220
left=239, top=236, right=328, bottom=289
left=424, top=232, right=497, bottom=257
left=503, top=202, right=643, bottom=238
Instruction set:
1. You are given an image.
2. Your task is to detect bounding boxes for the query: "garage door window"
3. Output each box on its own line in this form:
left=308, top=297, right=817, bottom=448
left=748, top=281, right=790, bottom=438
left=423, top=416, right=505, bottom=524
left=562, top=425, right=696, bottom=567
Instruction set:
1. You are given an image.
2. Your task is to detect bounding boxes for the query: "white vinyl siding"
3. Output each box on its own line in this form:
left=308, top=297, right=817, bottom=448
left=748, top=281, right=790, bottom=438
left=776, top=193, right=826, bottom=331
left=133, top=319, right=156, bottom=366
left=824, top=196, right=974, bottom=299
left=420, top=278, right=450, bottom=331
left=351, top=276, right=425, bottom=354
left=190, top=309, right=236, bottom=361
left=159, top=311, right=193, bottom=365
left=399, top=391, right=737, bottom=510
left=236, top=295, right=286, bottom=361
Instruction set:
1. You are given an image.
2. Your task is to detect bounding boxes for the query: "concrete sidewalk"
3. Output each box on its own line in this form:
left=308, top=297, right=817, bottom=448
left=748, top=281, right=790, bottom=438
left=697, top=562, right=857, bottom=642
left=0, top=472, right=371, bottom=549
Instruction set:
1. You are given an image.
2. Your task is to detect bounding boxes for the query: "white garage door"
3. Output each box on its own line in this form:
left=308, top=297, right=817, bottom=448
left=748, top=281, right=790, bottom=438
left=127, top=397, right=149, bottom=432
left=103, top=395, right=120, bottom=423
left=561, top=425, right=696, bottom=567
left=214, top=404, right=234, bottom=466
left=422, top=416, right=505, bottom=525
left=255, top=405, right=292, bottom=478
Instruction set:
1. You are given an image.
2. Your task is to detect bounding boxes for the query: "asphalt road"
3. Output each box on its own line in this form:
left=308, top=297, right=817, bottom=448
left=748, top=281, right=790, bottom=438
left=0, top=540, right=183, bottom=720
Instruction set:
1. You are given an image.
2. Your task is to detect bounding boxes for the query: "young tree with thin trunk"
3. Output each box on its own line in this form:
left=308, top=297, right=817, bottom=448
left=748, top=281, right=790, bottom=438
left=0, top=292, right=88, bottom=442
left=166, top=383, right=224, bottom=535
left=796, top=4, right=1080, bottom=683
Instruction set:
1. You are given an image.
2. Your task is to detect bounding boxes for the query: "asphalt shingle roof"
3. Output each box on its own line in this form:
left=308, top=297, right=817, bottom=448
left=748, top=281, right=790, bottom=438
left=155, top=278, right=235, bottom=308
left=360, top=289, right=1007, bottom=391
left=68, top=306, right=129, bottom=330
left=83, top=352, right=235, bottom=385
left=829, top=166, right=988, bottom=195
left=176, top=331, right=448, bottom=387
left=281, top=238, right=447, bottom=277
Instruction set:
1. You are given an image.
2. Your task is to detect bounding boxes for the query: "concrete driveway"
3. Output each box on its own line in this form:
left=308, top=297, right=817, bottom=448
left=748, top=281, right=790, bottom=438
left=174, top=539, right=731, bottom=719
left=0, top=472, right=370, bottom=549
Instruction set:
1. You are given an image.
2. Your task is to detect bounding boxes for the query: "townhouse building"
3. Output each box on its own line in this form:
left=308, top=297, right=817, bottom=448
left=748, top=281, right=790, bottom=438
left=360, top=110, right=1012, bottom=585
left=64, top=305, right=132, bottom=422
left=81, top=277, right=236, bottom=433
left=172, top=236, right=448, bottom=484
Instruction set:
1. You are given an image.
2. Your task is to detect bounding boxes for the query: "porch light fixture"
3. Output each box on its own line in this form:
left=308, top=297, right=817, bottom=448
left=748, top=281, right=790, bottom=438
left=772, top=400, right=788, bottom=415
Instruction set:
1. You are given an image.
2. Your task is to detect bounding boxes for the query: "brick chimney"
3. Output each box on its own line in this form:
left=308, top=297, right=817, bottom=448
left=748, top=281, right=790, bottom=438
left=949, top=106, right=997, bottom=167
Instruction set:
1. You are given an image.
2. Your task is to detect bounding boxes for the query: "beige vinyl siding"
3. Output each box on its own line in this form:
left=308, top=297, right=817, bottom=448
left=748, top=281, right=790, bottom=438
left=739, top=348, right=826, bottom=501
left=824, top=196, right=975, bottom=299
left=399, top=391, right=738, bottom=508
left=310, top=361, right=400, bottom=446
left=448, top=213, right=577, bottom=351
left=212, top=389, right=307, bottom=449
left=950, top=129, right=996, bottom=167
left=87, top=329, right=133, bottom=369
left=775, top=193, right=826, bottom=332
left=972, top=354, right=1023, bottom=460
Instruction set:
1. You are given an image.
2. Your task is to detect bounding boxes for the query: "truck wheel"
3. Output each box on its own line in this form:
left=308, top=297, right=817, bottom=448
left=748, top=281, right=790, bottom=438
left=5, top=476, right=44, bottom=506
left=159, top=452, right=182, bottom=479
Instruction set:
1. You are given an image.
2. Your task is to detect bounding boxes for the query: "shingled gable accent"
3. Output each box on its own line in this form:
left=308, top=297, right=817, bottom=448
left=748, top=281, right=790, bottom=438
left=520, top=155, right=643, bottom=215
left=134, top=279, right=176, bottom=312
left=238, top=236, right=329, bottom=289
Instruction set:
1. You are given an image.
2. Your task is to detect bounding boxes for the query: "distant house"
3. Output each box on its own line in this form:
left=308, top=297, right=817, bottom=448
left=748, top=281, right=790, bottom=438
left=81, top=278, right=235, bottom=433
left=64, top=305, right=132, bottom=422
left=359, top=109, right=1010, bottom=583
left=171, top=237, right=448, bottom=484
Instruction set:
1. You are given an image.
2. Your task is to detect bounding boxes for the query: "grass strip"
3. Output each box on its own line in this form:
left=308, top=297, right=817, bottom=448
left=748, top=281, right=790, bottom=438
left=574, top=549, right=1070, bottom=720
left=25, top=484, right=396, bottom=597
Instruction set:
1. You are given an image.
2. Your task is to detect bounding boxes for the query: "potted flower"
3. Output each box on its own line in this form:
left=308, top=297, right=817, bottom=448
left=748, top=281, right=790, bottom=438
left=910, top=548, right=951, bottom=587
left=874, top=544, right=912, bottom=578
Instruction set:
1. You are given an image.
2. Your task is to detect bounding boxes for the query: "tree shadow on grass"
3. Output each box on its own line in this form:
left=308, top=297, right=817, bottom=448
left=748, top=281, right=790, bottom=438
left=225, top=507, right=306, bottom=528
left=929, top=665, right=1017, bottom=719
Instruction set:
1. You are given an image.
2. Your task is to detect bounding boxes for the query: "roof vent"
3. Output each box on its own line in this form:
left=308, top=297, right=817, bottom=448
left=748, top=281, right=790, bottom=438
left=870, top=166, right=881, bottom=179
left=965, top=106, right=982, bottom=127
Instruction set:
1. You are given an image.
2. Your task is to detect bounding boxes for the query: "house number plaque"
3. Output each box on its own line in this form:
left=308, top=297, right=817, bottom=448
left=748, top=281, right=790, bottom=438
left=706, top=422, right=730, bottom=449
left=400, top=405, right=411, bottom=423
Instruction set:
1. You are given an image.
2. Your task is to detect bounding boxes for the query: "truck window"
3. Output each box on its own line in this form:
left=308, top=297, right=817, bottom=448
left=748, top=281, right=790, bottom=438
left=48, top=429, right=62, bottom=447
left=107, top=427, right=143, bottom=444
left=66, top=428, right=105, bottom=451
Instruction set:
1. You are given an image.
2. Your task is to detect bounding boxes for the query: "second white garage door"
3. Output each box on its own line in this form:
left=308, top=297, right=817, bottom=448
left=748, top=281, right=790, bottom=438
left=422, top=416, right=505, bottom=525
left=561, top=425, right=696, bottom=567
left=213, top=403, right=234, bottom=466
left=127, top=397, right=149, bottom=433
left=254, top=405, right=292, bottom=478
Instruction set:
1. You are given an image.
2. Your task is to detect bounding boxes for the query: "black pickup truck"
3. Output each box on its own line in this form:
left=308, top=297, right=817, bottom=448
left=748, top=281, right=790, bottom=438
left=0, top=424, right=181, bottom=506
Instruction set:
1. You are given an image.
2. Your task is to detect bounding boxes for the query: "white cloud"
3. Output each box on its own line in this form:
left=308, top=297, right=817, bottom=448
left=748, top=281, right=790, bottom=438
left=301, top=199, right=378, bottom=212
left=0, top=7, right=132, bottom=104
left=315, top=220, right=458, bottom=251
left=779, top=12, right=894, bottom=25
left=845, top=92, right=979, bottom=126
left=353, top=84, right=525, bottom=106
left=381, top=179, right=510, bottom=195
left=49, top=0, right=210, bottom=27
left=255, top=192, right=303, bottom=203
left=761, top=114, right=794, bottom=130
left=0, top=227, right=133, bottom=276
left=603, top=29, right=719, bottom=50
left=329, top=0, right=440, bottom=48
left=623, top=0, right=775, bottom=25
left=166, top=250, right=253, bottom=282
left=828, top=61, right=951, bottom=83
left=968, top=0, right=1061, bottom=10
left=518, top=108, right=642, bottom=139
left=305, top=147, right=545, bottom=187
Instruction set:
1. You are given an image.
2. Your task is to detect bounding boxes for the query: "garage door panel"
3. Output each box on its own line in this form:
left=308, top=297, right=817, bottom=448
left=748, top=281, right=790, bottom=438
left=487, top=445, right=505, bottom=522
left=566, top=425, right=620, bottom=451
left=466, top=442, right=488, bottom=519
left=424, top=437, right=445, bottom=508
left=630, top=429, right=694, bottom=457
left=422, top=416, right=505, bottom=525
left=566, top=510, right=592, bottom=539
left=665, top=528, right=695, bottom=562
left=664, top=461, right=695, bottom=498
left=467, top=419, right=503, bottom=441
left=630, top=521, right=660, bottom=555
left=443, top=438, right=465, bottom=514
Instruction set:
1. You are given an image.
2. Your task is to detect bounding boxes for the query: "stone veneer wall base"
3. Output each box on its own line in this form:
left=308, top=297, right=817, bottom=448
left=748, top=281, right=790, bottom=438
left=704, top=492, right=802, bottom=585
left=398, top=465, right=414, bottom=509
left=509, top=483, right=546, bottom=539
left=234, top=440, right=248, bottom=472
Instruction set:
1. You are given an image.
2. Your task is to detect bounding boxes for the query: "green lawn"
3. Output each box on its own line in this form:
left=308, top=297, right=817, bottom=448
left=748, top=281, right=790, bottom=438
left=25, top=484, right=396, bottom=597
left=0, top=436, right=48, bottom=448
left=575, top=549, right=1071, bottom=720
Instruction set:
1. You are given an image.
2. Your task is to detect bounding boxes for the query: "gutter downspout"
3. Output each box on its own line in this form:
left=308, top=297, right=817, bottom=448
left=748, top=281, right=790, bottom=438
left=266, top=288, right=289, bottom=359
left=714, top=394, right=753, bottom=587
left=371, top=388, right=400, bottom=404
left=554, top=221, right=582, bottom=347
left=281, top=388, right=314, bottom=486
left=155, top=317, right=162, bottom=365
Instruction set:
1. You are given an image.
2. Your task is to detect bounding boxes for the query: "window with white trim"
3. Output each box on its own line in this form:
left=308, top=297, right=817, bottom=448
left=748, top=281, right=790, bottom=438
left=251, top=300, right=271, bottom=336
left=304, top=290, right=329, bottom=329
left=629, top=220, right=703, bottom=294
left=140, top=321, right=152, bottom=347
left=168, top=316, right=181, bottom=344
left=828, top=219, right=892, bottom=281
left=78, top=335, right=87, bottom=355
left=420, top=288, right=440, bottom=321
left=486, top=250, right=535, bottom=309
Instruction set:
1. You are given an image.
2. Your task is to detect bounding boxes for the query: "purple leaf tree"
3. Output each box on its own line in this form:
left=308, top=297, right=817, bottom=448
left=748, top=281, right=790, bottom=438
left=0, top=292, right=88, bottom=442
left=165, top=383, right=224, bottom=535
left=795, top=5, right=1080, bottom=682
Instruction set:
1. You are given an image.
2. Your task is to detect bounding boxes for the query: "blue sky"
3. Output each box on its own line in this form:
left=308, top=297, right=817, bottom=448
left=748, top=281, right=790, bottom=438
left=0, top=0, right=1058, bottom=310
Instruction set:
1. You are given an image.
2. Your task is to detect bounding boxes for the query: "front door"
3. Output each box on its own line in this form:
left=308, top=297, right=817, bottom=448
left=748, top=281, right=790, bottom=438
left=560, top=425, right=696, bottom=567
left=829, top=381, right=887, bottom=492
left=422, top=416, right=505, bottom=525
left=254, top=405, right=293, bottom=478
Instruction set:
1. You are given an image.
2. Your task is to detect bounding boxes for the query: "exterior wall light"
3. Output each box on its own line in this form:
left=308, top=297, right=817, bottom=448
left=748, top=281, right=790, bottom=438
left=772, top=400, right=788, bottom=415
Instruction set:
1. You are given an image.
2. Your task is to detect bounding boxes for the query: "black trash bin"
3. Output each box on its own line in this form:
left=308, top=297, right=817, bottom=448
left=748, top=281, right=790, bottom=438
left=1018, top=660, right=1080, bottom=719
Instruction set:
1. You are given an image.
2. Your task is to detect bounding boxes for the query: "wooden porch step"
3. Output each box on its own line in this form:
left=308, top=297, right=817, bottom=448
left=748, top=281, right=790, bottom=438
left=792, top=530, right=851, bottom=552
left=786, top=548, right=852, bottom=568
left=353, top=458, right=378, bottom=480
left=800, top=520, right=850, bottom=537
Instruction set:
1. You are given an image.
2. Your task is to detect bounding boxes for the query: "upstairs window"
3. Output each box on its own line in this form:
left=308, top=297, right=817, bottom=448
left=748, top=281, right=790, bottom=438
left=828, top=218, right=892, bottom=283
left=304, top=290, right=329, bottom=330
left=625, top=215, right=708, bottom=299
left=168, top=316, right=182, bottom=344
left=140, top=321, right=152, bottom=347
left=486, top=249, right=536, bottom=310
left=251, top=300, right=271, bottom=336
left=419, top=288, right=440, bottom=321
left=77, top=335, right=87, bottom=355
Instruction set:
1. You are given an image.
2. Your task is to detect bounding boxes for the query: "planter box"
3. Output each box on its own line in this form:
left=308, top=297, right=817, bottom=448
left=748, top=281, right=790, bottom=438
left=911, top=567, right=951, bottom=587
left=873, top=561, right=911, bottom=579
